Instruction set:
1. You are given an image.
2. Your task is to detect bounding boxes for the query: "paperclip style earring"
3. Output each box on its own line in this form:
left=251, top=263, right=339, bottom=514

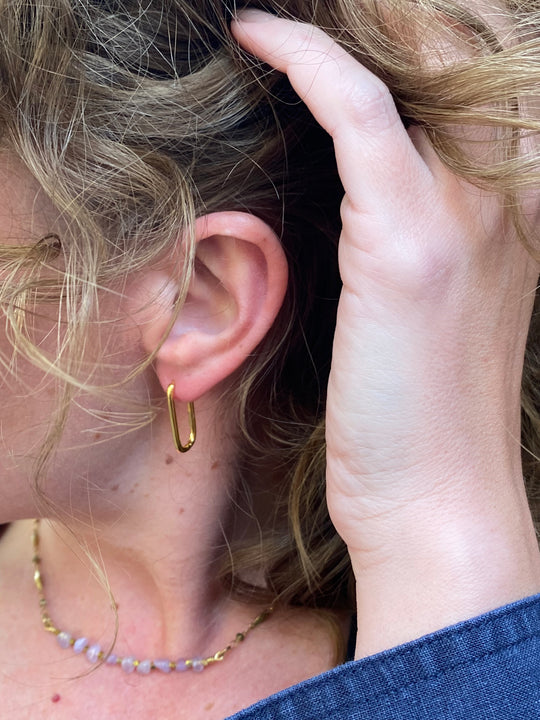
left=167, top=383, right=196, bottom=453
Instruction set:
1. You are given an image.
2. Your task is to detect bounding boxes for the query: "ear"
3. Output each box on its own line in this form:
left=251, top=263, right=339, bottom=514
left=140, top=211, right=288, bottom=402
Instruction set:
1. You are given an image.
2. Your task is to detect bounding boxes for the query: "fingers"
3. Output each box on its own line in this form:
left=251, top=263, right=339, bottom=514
left=231, top=10, right=434, bottom=214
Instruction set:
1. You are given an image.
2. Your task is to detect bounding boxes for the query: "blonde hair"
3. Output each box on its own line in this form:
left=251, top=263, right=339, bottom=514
left=0, top=0, right=538, bottom=612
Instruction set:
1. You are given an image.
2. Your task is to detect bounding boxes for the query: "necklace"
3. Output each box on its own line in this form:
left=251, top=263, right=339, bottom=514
left=31, top=519, right=274, bottom=674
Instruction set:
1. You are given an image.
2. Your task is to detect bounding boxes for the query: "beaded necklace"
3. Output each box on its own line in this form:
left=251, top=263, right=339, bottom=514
left=31, top=519, right=273, bottom=674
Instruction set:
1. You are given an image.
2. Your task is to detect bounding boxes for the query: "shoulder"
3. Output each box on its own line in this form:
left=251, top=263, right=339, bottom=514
left=226, top=594, right=540, bottom=720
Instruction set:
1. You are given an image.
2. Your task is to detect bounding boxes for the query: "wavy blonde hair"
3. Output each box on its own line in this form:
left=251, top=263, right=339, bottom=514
left=0, top=0, right=538, bottom=613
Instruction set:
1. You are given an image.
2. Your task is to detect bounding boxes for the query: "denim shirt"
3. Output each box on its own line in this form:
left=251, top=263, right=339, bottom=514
left=227, top=594, right=540, bottom=719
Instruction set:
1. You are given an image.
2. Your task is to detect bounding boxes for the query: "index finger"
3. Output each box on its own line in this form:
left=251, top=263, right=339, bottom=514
left=231, top=10, right=433, bottom=213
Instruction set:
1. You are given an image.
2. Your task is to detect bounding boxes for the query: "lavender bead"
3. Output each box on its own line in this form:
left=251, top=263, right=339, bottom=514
left=175, top=658, right=188, bottom=672
left=154, top=659, right=172, bottom=673
left=73, top=637, right=88, bottom=654
left=57, top=631, right=72, bottom=649
left=136, top=659, right=152, bottom=675
left=191, top=658, right=205, bottom=673
left=121, top=656, right=136, bottom=673
left=86, top=644, right=101, bottom=663
left=105, top=654, right=118, bottom=665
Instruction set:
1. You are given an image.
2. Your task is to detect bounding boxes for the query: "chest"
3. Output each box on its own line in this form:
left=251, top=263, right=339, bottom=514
left=0, top=612, right=341, bottom=720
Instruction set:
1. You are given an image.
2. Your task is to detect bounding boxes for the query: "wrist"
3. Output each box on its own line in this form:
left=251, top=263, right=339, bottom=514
left=345, top=474, right=540, bottom=658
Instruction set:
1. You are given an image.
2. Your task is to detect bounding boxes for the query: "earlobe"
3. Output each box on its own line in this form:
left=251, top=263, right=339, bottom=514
left=141, top=212, right=288, bottom=402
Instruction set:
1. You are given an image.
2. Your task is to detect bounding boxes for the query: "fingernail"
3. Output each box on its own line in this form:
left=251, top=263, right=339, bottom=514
left=236, top=9, right=274, bottom=23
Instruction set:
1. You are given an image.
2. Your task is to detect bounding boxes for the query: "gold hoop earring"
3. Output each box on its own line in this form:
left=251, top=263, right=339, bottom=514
left=166, top=383, right=196, bottom=453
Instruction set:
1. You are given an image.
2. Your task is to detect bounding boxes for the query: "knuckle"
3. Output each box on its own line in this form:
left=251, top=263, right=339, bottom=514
left=340, top=195, right=361, bottom=227
left=340, top=197, right=454, bottom=298
left=393, top=241, right=452, bottom=295
left=386, top=225, right=458, bottom=299
left=343, top=76, right=400, bottom=132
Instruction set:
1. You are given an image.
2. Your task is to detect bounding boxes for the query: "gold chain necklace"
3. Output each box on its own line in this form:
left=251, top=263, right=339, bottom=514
left=31, top=519, right=274, bottom=674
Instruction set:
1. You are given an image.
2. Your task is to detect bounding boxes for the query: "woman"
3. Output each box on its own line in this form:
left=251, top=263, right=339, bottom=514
left=0, top=0, right=539, bottom=717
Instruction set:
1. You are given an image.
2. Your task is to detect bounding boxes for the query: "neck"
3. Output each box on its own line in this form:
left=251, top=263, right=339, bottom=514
left=12, top=407, right=264, bottom=664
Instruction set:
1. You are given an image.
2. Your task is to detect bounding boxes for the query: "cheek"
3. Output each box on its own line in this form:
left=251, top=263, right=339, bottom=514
left=43, top=369, right=157, bottom=521
left=0, top=366, right=57, bottom=521
left=0, top=302, right=152, bottom=522
left=0, top=379, right=153, bottom=523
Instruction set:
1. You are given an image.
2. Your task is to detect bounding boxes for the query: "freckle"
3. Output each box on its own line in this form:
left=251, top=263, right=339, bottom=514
left=178, top=507, right=184, bottom=515
left=111, top=484, right=119, bottom=492
left=165, top=454, right=173, bottom=465
left=211, top=461, right=219, bottom=470
left=93, top=432, right=102, bottom=441
left=51, top=693, right=61, bottom=703
left=205, top=702, right=214, bottom=711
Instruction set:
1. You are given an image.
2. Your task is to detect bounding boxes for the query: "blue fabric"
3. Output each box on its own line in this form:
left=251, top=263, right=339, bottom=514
left=227, top=594, right=540, bottom=719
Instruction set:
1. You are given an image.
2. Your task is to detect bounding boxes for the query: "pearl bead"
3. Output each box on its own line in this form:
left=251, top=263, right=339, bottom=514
left=121, top=657, right=136, bottom=673
left=154, top=659, right=172, bottom=673
left=57, top=631, right=72, bottom=649
left=86, top=644, right=101, bottom=663
left=136, top=659, right=152, bottom=675
left=73, top=637, right=88, bottom=654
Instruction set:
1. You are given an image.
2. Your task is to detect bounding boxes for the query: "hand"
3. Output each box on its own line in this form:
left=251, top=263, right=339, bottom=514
left=232, top=10, right=540, bottom=656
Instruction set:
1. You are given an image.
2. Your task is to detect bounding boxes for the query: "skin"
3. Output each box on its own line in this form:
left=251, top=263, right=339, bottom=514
left=0, top=8, right=538, bottom=719
left=231, top=9, right=540, bottom=656
left=0, top=167, right=335, bottom=718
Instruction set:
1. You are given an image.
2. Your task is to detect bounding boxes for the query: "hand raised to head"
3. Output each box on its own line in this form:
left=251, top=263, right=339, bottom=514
left=232, top=9, right=540, bottom=656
